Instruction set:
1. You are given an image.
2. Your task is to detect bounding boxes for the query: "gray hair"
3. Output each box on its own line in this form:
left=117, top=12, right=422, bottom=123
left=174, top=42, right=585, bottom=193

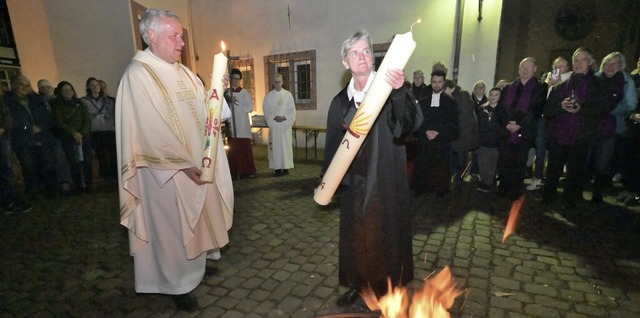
left=139, top=8, right=180, bottom=45
left=341, top=30, right=371, bottom=59
left=600, top=52, right=626, bottom=72
left=10, top=74, right=30, bottom=90
left=572, top=47, right=594, bottom=62
left=551, top=56, right=568, bottom=68
left=473, top=80, right=486, bottom=90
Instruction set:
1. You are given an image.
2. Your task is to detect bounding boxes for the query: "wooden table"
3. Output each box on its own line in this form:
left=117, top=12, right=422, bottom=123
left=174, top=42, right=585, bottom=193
left=251, top=125, right=326, bottom=160
left=292, top=126, right=326, bottom=160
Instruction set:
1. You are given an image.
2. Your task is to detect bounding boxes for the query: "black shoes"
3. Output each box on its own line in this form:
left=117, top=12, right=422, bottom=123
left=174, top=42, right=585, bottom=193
left=205, top=266, right=218, bottom=276
left=4, top=200, right=32, bottom=214
left=591, top=193, right=603, bottom=204
left=336, top=288, right=360, bottom=306
left=172, top=293, right=199, bottom=311
left=274, top=169, right=290, bottom=177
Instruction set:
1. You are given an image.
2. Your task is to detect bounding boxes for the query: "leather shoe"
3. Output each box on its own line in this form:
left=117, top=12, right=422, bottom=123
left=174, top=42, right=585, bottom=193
left=205, top=266, right=218, bottom=276
left=336, top=288, right=359, bottom=306
left=172, top=293, right=199, bottom=311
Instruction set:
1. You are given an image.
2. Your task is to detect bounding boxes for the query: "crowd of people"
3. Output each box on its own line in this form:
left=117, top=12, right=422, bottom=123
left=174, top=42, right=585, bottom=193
left=409, top=49, right=640, bottom=209
left=3, top=8, right=640, bottom=311
left=0, top=74, right=117, bottom=214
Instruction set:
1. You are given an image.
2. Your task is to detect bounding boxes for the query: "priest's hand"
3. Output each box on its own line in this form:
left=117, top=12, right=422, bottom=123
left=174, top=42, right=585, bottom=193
left=181, top=167, right=208, bottom=185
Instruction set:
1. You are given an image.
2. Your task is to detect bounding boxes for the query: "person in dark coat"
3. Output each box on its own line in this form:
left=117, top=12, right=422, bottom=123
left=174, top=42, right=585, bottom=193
left=412, top=70, right=459, bottom=197
left=5, top=75, right=60, bottom=197
left=497, top=57, right=547, bottom=199
left=445, top=80, right=479, bottom=184
left=0, top=86, right=32, bottom=213
left=411, top=69, right=429, bottom=101
left=543, top=47, right=610, bottom=209
left=322, top=29, right=417, bottom=306
left=616, top=105, right=640, bottom=206
left=476, top=87, right=506, bottom=191
left=51, top=81, right=93, bottom=194
left=471, top=80, right=488, bottom=109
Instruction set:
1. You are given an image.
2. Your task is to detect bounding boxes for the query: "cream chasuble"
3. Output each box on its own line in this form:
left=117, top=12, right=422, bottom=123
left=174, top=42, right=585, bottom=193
left=116, top=49, right=234, bottom=266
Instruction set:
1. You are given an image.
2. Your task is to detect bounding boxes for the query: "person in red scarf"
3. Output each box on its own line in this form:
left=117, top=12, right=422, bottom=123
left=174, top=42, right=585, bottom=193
left=497, top=57, right=548, bottom=200
left=225, top=68, right=257, bottom=179
left=543, top=47, right=610, bottom=210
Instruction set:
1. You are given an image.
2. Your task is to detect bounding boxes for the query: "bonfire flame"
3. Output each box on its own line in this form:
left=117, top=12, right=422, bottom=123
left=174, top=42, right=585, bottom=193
left=361, top=266, right=462, bottom=318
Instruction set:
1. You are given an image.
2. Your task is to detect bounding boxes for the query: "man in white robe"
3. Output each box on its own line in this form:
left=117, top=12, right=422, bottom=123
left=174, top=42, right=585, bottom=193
left=263, top=73, right=296, bottom=175
left=115, top=8, right=233, bottom=311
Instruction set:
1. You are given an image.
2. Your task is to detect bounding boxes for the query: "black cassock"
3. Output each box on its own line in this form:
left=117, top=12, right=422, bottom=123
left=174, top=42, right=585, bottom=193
left=412, top=92, right=459, bottom=195
left=323, top=85, right=418, bottom=295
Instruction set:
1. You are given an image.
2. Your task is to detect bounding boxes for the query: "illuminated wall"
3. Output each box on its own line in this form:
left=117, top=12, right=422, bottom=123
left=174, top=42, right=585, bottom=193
left=7, top=0, right=503, bottom=147
left=190, top=0, right=503, bottom=145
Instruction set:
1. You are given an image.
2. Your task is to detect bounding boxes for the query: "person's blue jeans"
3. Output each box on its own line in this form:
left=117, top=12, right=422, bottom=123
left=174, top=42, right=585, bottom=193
left=61, top=138, right=93, bottom=191
left=590, top=135, right=616, bottom=196
left=0, top=136, right=16, bottom=203
left=533, top=118, right=547, bottom=179
left=13, top=142, right=58, bottom=196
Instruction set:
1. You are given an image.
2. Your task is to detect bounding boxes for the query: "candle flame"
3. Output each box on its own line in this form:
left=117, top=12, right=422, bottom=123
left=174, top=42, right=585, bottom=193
left=411, top=19, right=422, bottom=32
left=220, top=41, right=226, bottom=53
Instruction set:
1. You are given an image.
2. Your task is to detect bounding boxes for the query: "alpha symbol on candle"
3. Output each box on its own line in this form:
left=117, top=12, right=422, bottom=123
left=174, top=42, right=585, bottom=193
left=210, top=89, right=219, bottom=100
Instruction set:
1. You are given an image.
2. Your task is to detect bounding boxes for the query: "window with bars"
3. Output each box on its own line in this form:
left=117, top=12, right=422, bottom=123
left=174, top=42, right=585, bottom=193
left=372, top=42, right=390, bottom=71
left=230, top=57, right=256, bottom=110
left=264, top=50, right=316, bottom=111
left=0, top=66, right=18, bottom=93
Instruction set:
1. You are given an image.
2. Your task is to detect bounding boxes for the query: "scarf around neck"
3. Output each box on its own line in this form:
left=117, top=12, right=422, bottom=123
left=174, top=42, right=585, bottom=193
left=502, top=77, right=538, bottom=144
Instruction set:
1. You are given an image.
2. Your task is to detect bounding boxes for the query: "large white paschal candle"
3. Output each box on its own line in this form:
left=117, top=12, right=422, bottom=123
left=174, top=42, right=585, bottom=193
left=200, top=41, right=228, bottom=182
left=314, top=21, right=420, bottom=205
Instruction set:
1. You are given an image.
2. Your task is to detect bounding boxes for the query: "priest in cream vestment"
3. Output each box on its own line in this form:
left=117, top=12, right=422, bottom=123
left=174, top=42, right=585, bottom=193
left=116, top=9, right=233, bottom=305
left=263, top=73, right=296, bottom=174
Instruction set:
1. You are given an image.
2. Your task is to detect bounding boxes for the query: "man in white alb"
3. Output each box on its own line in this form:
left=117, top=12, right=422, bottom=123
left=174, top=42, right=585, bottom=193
left=263, top=73, right=296, bottom=176
left=116, top=8, right=233, bottom=311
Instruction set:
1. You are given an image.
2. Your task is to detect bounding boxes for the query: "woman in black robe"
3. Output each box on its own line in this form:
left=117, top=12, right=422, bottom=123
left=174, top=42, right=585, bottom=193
left=322, top=29, right=418, bottom=306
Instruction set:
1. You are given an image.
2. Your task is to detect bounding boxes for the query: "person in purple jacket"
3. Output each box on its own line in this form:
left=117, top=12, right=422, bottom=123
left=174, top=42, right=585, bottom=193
left=542, top=47, right=610, bottom=210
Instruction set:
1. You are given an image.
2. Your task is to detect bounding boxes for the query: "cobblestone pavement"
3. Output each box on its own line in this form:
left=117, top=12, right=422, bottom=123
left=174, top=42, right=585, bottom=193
left=1, top=150, right=639, bottom=317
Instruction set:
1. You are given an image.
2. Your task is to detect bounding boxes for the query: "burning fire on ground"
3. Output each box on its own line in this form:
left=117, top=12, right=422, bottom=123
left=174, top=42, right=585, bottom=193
left=360, top=266, right=463, bottom=318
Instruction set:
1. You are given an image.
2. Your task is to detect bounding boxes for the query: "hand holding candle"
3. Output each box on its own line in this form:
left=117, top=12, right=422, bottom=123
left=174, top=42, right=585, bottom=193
left=200, top=41, right=228, bottom=182
left=314, top=21, right=420, bottom=205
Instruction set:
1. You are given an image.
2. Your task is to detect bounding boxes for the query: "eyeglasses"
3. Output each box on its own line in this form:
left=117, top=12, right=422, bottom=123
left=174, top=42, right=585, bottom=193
left=231, top=77, right=241, bottom=80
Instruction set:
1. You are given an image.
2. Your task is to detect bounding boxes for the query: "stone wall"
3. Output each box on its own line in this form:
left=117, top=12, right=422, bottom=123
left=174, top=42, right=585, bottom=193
left=495, top=0, right=640, bottom=84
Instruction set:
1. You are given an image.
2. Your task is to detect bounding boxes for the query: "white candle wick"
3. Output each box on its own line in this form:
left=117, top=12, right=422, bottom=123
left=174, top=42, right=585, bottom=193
left=411, top=19, right=422, bottom=32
